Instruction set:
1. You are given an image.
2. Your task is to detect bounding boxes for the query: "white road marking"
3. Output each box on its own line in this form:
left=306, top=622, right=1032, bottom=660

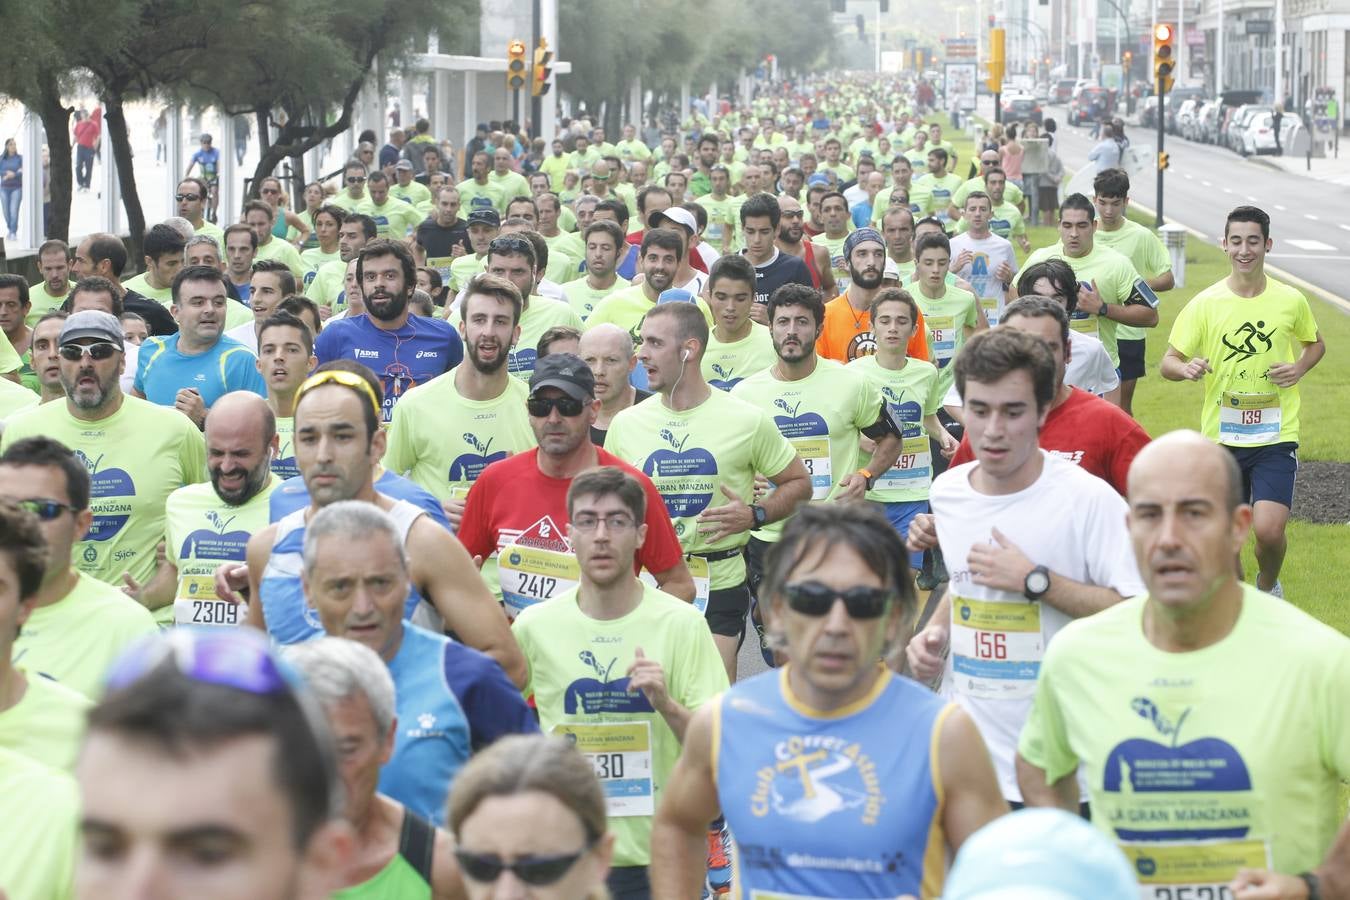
left=1274, top=204, right=1287, bottom=211
left=1267, top=254, right=1350, bottom=260
left=1339, top=224, right=1350, bottom=233
left=1201, top=180, right=1213, bottom=187
left=1284, top=239, right=1338, bottom=251
left=1223, top=188, right=1234, bottom=194
left=1305, top=214, right=1320, bottom=221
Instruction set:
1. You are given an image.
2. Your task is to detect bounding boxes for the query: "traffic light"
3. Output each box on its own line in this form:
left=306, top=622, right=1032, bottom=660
left=1158, top=150, right=1170, bottom=171
left=507, top=39, right=528, bottom=91
left=1153, top=23, right=1176, bottom=95
left=986, top=27, right=1005, bottom=94
left=532, top=38, right=553, bottom=97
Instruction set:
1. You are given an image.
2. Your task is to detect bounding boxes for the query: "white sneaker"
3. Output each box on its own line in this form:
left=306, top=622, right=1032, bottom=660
left=1258, top=576, right=1284, bottom=598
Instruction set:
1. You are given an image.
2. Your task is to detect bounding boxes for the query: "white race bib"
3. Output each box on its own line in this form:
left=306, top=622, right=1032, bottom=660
left=949, top=595, right=1044, bottom=700
left=639, top=555, right=711, bottom=614
left=553, top=721, right=654, bottom=817
left=790, top=435, right=833, bottom=500
left=1121, top=838, right=1271, bottom=900
left=1218, top=392, right=1281, bottom=446
left=1070, top=310, right=1100, bottom=339
left=875, top=435, right=932, bottom=492
left=498, top=544, right=580, bottom=618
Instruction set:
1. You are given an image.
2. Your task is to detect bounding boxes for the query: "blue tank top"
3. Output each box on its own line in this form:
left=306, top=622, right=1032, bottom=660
left=716, top=667, right=953, bottom=900
left=259, top=500, right=426, bottom=644
left=379, top=623, right=473, bottom=827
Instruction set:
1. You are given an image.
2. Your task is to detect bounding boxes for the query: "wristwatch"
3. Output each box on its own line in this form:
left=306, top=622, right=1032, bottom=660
left=1299, top=872, right=1321, bottom=900
left=1096, top=303, right=1109, bottom=318
left=1023, top=565, right=1051, bottom=601
left=750, top=504, right=768, bottom=528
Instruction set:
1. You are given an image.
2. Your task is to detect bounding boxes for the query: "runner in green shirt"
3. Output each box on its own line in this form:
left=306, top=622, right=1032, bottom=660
left=359, top=172, right=423, bottom=241
left=912, top=232, right=986, bottom=397
left=694, top=166, right=737, bottom=256
left=701, top=255, right=777, bottom=390
left=456, top=152, right=506, bottom=216
left=29, top=238, right=73, bottom=326
left=121, top=223, right=186, bottom=305
left=566, top=220, right=630, bottom=321
left=1018, top=431, right=1350, bottom=894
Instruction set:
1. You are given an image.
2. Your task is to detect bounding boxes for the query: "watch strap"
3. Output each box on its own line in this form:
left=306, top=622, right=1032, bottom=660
left=1299, top=872, right=1320, bottom=900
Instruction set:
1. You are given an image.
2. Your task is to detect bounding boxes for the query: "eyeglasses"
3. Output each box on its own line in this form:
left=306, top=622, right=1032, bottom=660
left=455, top=845, right=594, bottom=886
left=780, top=210, right=804, bottom=219
left=782, top=581, right=893, bottom=619
left=981, top=159, right=998, bottom=166
left=58, top=341, right=120, bottom=361
left=296, top=369, right=383, bottom=419
left=346, top=176, right=367, bottom=184
left=11, top=498, right=80, bottom=520
left=527, top=395, right=586, bottom=418
left=261, top=187, right=281, bottom=195
left=571, top=512, right=636, bottom=532
left=175, top=193, right=202, bottom=202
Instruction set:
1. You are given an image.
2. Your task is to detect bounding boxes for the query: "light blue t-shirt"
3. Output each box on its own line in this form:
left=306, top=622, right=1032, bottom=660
left=134, top=335, right=267, bottom=408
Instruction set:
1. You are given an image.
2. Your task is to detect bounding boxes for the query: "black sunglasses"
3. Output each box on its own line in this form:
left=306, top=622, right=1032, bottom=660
left=527, top=395, right=586, bottom=418
left=489, top=236, right=534, bottom=255
left=13, top=498, right=79, bottom=521
left=174, top=193, right=201, bottom=202
left=455, top=846, right=590, bottom=886
left=783, top=581, right=893, bottom=619
left=59, top=342, right=119, bottom=362
left=346, top=176, right=366, bottom=184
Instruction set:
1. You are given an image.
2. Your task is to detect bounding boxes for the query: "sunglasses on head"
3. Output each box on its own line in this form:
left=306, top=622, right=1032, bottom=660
left=527, top=395, right=586, bottom=418
left=782, top=580, right=893, bottom=619
left=455, top=844, right=593, bottom=886
left=59, top=341, right=119, bottom=362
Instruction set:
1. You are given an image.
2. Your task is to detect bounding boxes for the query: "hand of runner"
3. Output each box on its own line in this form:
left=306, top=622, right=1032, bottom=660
left=1075, top=280, right=1104, bottom=315
left=442, top=498, right=466, bottom=530
left=968, top=527, right=1035, bottom=594
left=936, top=430, right=959, bottom=459
left=451, top=244, right=467, bottom=258
left=906, top=625, right=948, bottom=681
left=121, top=571, right=145, bottom=600
left=1266, top=361, right=1303, bottom=388
left=749, top=302, right=769, bottom=326
left=835, top=471, right=868, bottom=502
left=994, top=260, right=1014, bottom=283
left=954, top=249, right=975, bottom=270
left=175, top=387, right=207, bottom=427
left=696, top=485, right=754, bottom=543
left=1228, top=868, right=1311, bottom=899
left=752, top=473, right=770, bottom=502
left=1180, top=356, right=1213, bottom=381
left=214, top=561, right=249, bottom=603
left=471, top=554, right=485, bottom=571
left=906, top=513, right=938, bottom=552
left=626, top=647, right=671, bottom=713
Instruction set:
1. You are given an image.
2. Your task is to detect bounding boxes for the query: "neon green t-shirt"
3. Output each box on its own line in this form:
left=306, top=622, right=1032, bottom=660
left=489, top=171, right=531, bottom=210
left=447, top=254, right=486, bottom=295
left=1094, top=218, right=1172, bottom=342
left=1, top=397, right=208, bottom=589
left=1168, top=276, right=1318, bottom=447
left=27, top=281, right=70, bottom=326
left=0, top=670, right=91, bottom=771
left=0, top=746, right=78, bottom=900
left=915, top=284, right=981, bottom=397
left=915, top=172, right=963, bottom=226
left=545, top=247, right=582, bottom=285
left=606, top=391, right=798, bottom=590
left=390, top=179, right=432, bottom=211
left=952, top=176, right=1024, bottom=209
left=566, top=275, right=630, bottom=321
left=254, top=236, right=307, bottom=280
left=615, top=139, right=653, bottom=162
left=455, top=178, right=506, bottom=216
left=1023, top=241, right=1147, bottom=365
left=545, top=230, right=586, bottom=266
left=694, top=194, right=737, bottom=251
left=701, top=324, right=777, bottom=391
left=848, top=355, right=942, bottom=503
left=163, top=476, right=279, bottom=628
left=512, top=582, right=729, bottom=867
left=384, top=370, right=535, bottom=501
left=359, top=198, right=423, bottom=241
left=0, top=377, right=38, bottom=420
left=121, top=272, right=173, bottom=305
left=300, top=247, right=341, bottom=289
left=956, top=200, right=1027, bottom=243
left=331, top=190, right=370, bottom=213
left=1020, top=586, right=1350, bottom=883
left=539, top=154, right=570, bottom=191
left=585, top=286, right=714, bottom=348
left=731, top=358, right=882, bottom=540
left=11, top=573, right=158, bottom=700
left=306, top=258, right=347, bottom=310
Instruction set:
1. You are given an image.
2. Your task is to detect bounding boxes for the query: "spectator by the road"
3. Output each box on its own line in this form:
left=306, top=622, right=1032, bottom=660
left=1088, top=125, right=1122, bottom=173
left=1, top=139, right=21, bottom=242
left=73, top=108, right=101, bottom=191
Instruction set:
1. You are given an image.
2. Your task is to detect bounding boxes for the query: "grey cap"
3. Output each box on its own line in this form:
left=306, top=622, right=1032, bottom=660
left=529, top=352, right=595, bottom=402
left=394, top=159, right=414, bottom=171
left=59, top=310, right=124, bottom=350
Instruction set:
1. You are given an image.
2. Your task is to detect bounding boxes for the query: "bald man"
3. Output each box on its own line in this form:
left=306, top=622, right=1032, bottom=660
left=578, top=322, right=648, bottom=447
left=1018, top=431, right=1350, bottom=898
left=125, top=392, right=282, bottom=626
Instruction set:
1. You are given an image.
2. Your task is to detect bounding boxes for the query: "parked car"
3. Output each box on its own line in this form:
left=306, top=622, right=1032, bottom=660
left=1191, top=101, right=1220, bottom=142
left=1165, top=88, right=1206, bottom=133
left=1052, top=79, right=1077, bottom=103
left=1033, top=82, right=1051, bottom=103
left=1175, top=98, right=1201, bottom=138
left=1001, top=94, right=1044, bottom=124
left=1069, top=85, right=1112, bottom=125
left=1240, top=111, right=1293, bottom=155
left=1226, top=105, right=1270, bottom=151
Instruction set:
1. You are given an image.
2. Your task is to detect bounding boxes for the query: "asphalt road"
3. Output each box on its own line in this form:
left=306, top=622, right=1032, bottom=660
left=1027, top=100, right=1350, bottom=313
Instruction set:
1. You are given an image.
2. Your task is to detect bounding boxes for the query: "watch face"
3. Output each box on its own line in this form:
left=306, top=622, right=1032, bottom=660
left=1027, top=570, right=1050, bottom=595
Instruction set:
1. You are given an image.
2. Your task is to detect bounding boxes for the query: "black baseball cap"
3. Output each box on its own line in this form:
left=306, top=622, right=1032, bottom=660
left=529, top=352, right=595, bottom=401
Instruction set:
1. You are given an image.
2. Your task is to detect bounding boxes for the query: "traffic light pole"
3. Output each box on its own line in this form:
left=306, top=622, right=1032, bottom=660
left=1155, top=78, right=1165, bottom=227
left=530, top=0, right=542, bottom=137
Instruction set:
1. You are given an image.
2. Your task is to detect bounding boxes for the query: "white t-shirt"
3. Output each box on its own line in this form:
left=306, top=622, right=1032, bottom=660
left=223, top=322, right=258, bottom=354
left=120, top=344, right=139, bottom=394
left=948, top=232, right=1017, bottom=325
left=943, top=331, right=1119, bottom=407
left=931, top=451, right=1144, bottom=800
left=843, top=183, right=869, bottom=210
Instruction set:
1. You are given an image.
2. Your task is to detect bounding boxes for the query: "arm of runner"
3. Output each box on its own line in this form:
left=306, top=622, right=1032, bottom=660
left=1268, top=330, right=1325, bottom=388
left=1160, top=345, right=1211, bottom=381
left=1147, top=271, right=1175, bottom=292
left=431, top=825, right=468, bottom=900
left=282, top=208, right=311, bottom=246
left=1231, top=819, right=1350, bottom=900
left=905, top=590, right=951, bottom=680
left=122, top=541, right=176, bottom=612
left=923, top=414, right=959, bottom=458
left=651, top=561, right=696, bottom=603
left=410, top=518, right=527, bottom=688
left=625, top=647, right=692, bottom=740
left=650, top=702, right=724, bottom=900
left=939, top=705, right=1011, bottom=852
left=1102, top=298, right=1159, bottom=327
left=1014, top=752, right=1081, bottom=812
left=816, top=245, right=838, bottom=296
left=906, top=511, right=939, bottom=552
left=761, top=456, right=812, bottom=522
left=242, top=529, right=271, bottom=630
left=1103, top=383, right=1123, bottom=407
left=967, top=527, right=1125, bottom=618
left=838, top=433, right=902, bottom=501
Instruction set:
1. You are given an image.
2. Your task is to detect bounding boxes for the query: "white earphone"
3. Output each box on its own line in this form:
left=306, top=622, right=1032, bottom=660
left=681, top=349, right=690, bottom=362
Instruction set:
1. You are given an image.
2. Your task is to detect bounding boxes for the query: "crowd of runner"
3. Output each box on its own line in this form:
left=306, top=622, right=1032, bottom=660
left=0, top=70, right=1344, bottom=900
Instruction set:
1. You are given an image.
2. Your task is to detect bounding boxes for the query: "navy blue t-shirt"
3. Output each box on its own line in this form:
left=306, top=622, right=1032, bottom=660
left=314, top=313, right=463, bottom=424
left=747, top=249, right=812, bottom=306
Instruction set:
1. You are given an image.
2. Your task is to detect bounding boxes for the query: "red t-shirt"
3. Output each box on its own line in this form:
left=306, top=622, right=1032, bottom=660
left=949, top=388, right=1150, bottom=495
left=458, top=447, right=685, bottom=576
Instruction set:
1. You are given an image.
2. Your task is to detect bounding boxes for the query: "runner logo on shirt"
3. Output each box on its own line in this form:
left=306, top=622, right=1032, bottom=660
left=76, top=450, right=135, bottom=542
left=642, top=429, right=717, bottom=520
left=708, top=362, right=743, bottom=391
left=180, top=510, right=249, bottom=561
left=1221, top=321, right=1276, bottom=363
left=880, top=388, right=922, bottom=436
left=449, top=433, right=507, bottom=483
left=565, top=650, right=655, bottom=715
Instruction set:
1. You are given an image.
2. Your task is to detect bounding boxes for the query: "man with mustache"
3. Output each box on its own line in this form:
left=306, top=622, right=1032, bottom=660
left=314, top=240, right=464, bottom=425
left=131, top=266, right=268, bottom=428
left=816, top=228, right=929, bottom=365
left=122, top=392, right=281, bottom=629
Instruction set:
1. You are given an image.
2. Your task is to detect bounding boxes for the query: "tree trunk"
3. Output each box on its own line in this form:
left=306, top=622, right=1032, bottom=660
left=248, top=74, right=366, bottom=191
left=101, top=91, right=147, bottom=272
left=36, top=83, right=73, bottom=243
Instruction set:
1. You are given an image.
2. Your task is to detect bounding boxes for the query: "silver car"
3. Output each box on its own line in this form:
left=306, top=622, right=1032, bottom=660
left=1241, top=112, right=1295, bottom=155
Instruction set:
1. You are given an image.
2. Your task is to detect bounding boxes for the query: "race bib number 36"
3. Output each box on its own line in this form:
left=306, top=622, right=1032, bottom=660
left=552, top=722, right=654, bottom=817
left=949, top=595, right=1044, bottom=699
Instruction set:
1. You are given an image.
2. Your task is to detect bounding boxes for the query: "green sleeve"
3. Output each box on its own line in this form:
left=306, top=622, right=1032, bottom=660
left=1016, top=651, right=1080, bottom=784
left=1292, top=294, right=1319, bottom=343
left=673, top=611, right=730, bottom=710
left=1145, top=233, right=1172, bottom=277
left=510, top=616, right=535, bottom=699
left=852, top=371, right=884, bottom=433
left=179, top=420, right=208, bottom=485
left=0, top=329, right=21, bottom=374
left=1168, top=296, right=1204, bottom=357
left=752, top=407, right=801, bottom=478
left=1317, top=641, right=1350, bottom=777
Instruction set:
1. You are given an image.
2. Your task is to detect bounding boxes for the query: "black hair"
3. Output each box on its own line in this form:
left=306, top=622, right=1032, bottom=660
left=954, top=328, right=1057, bottom=412
left=0, top=436, right=91, bottom=512
left=257, top=310, right=315, bottom=356
left=767, top=282, right=825, bottom=329
left=1225, top=205, right=1270, bottom=241
left=170, top=265, right=229, bottom=306
left=250, top=259, right=297, bottom=297
left=738, top=192, right=781, bottom=229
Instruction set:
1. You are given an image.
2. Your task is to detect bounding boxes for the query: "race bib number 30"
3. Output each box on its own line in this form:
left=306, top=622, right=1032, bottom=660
left=553, top=722, right=654, bottom=817
left=949, top=595, right=1044, bottom=699
left=1218, top=392, right=1281, bottom=446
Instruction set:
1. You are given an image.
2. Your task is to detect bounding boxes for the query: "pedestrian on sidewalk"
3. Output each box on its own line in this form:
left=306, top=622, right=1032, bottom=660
left=0, top=138, right=21, bottom=242
left=1273, top=104, right=1284, bottom=156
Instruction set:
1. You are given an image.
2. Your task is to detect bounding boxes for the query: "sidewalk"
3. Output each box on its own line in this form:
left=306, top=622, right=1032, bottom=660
left=1246, top=149, right=1350, bottom=188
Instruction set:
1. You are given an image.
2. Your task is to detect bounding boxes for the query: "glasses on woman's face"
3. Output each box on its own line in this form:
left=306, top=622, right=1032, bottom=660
left=455, top=845, right=593, bottom=886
